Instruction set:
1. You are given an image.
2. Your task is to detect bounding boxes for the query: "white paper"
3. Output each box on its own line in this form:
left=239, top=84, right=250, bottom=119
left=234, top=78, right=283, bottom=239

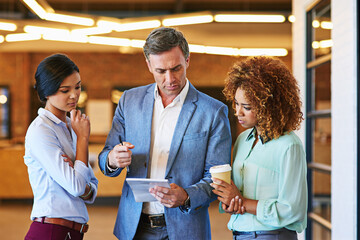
left=125, top=178, right=170, bottom=202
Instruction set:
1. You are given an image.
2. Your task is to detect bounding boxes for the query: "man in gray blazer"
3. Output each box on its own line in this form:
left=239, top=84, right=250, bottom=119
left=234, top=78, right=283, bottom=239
left=98, top=27, right=232, bottom=240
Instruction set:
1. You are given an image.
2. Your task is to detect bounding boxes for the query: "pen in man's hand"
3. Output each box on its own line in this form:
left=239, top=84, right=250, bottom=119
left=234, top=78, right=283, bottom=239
left=119, top=135, right=130, bottom=172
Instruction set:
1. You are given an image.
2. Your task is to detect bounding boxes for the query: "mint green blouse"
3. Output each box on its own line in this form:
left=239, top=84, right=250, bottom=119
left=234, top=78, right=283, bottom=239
left=227, top=128, right=307, bottom=233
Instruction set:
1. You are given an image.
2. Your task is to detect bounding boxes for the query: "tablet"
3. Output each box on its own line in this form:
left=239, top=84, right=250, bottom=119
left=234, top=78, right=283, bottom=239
left=125, top=178, right=171, bottom=202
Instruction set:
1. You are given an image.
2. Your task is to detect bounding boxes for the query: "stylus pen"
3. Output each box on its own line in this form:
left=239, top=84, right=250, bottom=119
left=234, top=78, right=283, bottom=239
left=119, top=135, right=130, bottom=172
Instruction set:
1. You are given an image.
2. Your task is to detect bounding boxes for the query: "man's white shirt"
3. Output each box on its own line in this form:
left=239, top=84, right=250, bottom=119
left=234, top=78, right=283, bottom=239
left=143, top=80, right=189, bottom=214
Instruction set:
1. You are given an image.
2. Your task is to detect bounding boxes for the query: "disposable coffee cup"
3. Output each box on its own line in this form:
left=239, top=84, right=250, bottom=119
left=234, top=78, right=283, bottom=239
left=210, top=164, right=232, bottom=184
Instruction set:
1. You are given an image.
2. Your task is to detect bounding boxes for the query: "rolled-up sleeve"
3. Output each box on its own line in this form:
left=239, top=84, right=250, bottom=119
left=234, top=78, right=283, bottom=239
left=256, top=143, right=307, bottom=228
left=83, top=168, right=99, bottom=204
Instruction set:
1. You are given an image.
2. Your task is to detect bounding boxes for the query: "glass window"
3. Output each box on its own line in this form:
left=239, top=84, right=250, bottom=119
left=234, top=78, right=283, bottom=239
left=0, top=86, right=10, bottom=139
left=314, top=62, right=331, bottom=110
left=311, top=0, right=332, bottom=58
left=306, top=0, right=332, bottom=239
left=312, top=221, right=331, bottom=240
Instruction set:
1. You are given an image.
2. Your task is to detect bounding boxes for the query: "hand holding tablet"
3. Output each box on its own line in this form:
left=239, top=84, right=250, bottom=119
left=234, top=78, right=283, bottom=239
left=126, top=178, right=170, bottom=202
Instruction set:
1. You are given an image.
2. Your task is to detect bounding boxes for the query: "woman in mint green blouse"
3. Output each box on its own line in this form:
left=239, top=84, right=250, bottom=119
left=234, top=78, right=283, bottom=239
left=211, top=56, right=307, bottom=239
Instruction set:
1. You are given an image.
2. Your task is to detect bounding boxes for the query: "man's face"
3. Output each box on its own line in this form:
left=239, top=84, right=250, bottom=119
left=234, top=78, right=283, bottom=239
left=146, top=46, right=189, bottom=103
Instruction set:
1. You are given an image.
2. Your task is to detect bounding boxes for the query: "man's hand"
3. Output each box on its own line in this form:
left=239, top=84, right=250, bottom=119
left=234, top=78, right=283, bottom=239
left=149, top=183, right=188, bottom=208
left=108, top=142, right=134, bottom=169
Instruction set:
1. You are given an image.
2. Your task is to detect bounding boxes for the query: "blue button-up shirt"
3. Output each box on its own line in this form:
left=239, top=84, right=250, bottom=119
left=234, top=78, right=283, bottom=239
left=24, top=108, right=98, bottom=223
left=227, top=128, right=307, bottom=233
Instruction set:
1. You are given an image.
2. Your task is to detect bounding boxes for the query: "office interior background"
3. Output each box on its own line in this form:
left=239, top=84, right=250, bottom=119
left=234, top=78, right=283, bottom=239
left=0, top=0, right=358, bottom=239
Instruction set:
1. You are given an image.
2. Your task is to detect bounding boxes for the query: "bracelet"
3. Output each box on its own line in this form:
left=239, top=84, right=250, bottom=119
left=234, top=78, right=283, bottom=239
left=106, top=156, right=119, bottom=173
left=81, top=183, right=93, bottom=199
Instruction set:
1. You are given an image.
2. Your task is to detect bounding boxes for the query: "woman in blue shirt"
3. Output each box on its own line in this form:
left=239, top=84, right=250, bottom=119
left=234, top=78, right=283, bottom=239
left=211, top=56, right=307, bottom=239
left=24, top=54, right=98, bottom=240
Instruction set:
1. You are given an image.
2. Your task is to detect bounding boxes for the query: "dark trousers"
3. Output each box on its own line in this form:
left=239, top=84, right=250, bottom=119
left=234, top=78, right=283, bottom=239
left=133, top=214, right=169, bottom=240
left=25, top=221, right=84, bottom=240
left=233, top=228, right=297, bottom=240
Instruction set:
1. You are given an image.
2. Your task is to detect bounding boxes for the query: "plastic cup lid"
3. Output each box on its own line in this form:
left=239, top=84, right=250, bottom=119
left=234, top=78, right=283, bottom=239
left=209, top=164, right=232, bottom=173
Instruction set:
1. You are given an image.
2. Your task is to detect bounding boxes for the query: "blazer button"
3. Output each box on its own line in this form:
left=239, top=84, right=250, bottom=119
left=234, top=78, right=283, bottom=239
left=144, top=162, right=147, bottom=168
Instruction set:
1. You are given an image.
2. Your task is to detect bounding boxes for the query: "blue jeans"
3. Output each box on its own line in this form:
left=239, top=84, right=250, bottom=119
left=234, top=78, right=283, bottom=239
left=233, top=228, right=297, bottom=240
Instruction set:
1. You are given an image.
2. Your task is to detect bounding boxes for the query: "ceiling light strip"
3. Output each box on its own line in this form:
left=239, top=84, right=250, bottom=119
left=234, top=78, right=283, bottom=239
left=312, top=39, right=333, bottom=49
left=162, top=15, right=214, bottom=26
left=214, top=14, right=286, bottom=23
left=312, top=20, right=320, bottom=28
left=0, top=22, right=17, bottom=31
left=117, top=20, right=161, bottom=32
left=319, top=39, right=333, bottom=48
left=97, top=20, right=161, bottom=32
left=205, top=46, right=239, bottom=56
left=88, top=36, right=131, bottom=46
left=22, top=0, right=94, bottom=26
left=24, top=25, right=70, bottom=35
left=4, top=31, right=288, bottom=57
left=43, top=33, right=88, bottom=43
left=239, top=48, right=288, bottom=56
left=130, top=39, right=146, bottom=48
left=44, top=13, right=94, bottom=26
left=190, top=45, right=288, bottom=56
left=71, top=27, right=112, bottom=36
left=22, top=0, right=47, bottom=19
left=320, top=21, right=333, bottom=29
left=288, top=15, right=296, bottom=23
left=5, top=33, right=41, bottom=42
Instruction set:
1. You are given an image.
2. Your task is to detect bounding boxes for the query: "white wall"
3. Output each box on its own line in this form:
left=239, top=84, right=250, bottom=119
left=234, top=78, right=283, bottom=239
left=293, top=0, right=358, bottom=239
left=292, top=0, right=310, bottom=145
left=292, top=1, right=313, bottom=239
left=331, top=0, right=358, bottom=239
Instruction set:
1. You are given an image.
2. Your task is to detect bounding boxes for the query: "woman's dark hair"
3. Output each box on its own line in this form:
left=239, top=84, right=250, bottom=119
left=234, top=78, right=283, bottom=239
left=34, top=53, right=79, bottom=102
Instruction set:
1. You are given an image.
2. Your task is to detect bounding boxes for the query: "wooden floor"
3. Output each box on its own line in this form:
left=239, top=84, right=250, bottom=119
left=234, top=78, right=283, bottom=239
left=0, top=198, right=232, bottom=240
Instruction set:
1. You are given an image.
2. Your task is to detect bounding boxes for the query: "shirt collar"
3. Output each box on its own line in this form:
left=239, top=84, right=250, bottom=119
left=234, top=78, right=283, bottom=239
left=38, top=108, right=68, bottom=125
left=245, top=127, right=269, bottom=144
left=154, top=79, right=189, bottom=106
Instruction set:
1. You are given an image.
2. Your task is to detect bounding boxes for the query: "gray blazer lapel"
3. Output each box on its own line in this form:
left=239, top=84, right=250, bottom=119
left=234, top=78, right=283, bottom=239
left=142, top=85, right=155, bottom=172
left=142, top=85, right=155, bottom=132
left=165, top=83, right=198, bottom=177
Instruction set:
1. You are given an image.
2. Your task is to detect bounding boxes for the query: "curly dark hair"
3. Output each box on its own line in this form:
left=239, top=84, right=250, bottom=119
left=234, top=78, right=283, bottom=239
left=223, top=56, right=303, bottom=141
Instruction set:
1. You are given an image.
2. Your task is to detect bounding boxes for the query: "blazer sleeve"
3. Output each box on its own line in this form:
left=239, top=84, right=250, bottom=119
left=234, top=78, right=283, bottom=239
left=256, top=142, right=308, bottom=228
left=183, top=104, right=232, bottom=213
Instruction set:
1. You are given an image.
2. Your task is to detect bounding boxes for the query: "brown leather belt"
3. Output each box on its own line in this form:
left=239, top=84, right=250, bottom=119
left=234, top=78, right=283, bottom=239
left=34, top=217, right=89, bottom=233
